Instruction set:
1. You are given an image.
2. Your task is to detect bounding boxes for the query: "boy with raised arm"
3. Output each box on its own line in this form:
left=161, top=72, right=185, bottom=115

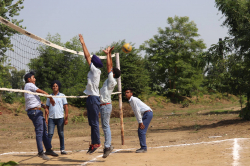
left=46, top=80, right=68, bottom=155
left=125, top=88, right=153, bottom=153
left=79, top=34, right=103, bottom=154
left=24, top=71, right=58, bottom=160
left=100, top=47, right=121, bottom=158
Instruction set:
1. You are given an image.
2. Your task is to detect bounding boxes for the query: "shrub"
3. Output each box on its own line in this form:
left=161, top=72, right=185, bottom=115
left=239, top=103, right=250, bottom=120
left=3, top=93, right=15, bottom=104
left=71, top=113, right=86, bottom=123
left=182, top=100, right=190, bottom=108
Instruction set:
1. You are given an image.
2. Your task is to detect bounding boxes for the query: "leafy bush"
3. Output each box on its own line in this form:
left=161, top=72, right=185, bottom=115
left=3, top=93, right=15, bottom=104
left=71, top=113, right=86, bottom=123
left=239, top=103, right=250, bottom=120
left=182, top=100, right=190, bottom=108
left=0, top=161, right=18, bottom=166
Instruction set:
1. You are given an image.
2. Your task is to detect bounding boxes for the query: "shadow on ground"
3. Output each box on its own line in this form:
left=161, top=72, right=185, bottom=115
left=149, top=119, right=248, bottom=133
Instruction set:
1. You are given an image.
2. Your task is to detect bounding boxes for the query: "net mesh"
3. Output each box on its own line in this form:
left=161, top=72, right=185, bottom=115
left=0, top=16, right=120, bottom=98
left=4, top=34, right=41, bottom=72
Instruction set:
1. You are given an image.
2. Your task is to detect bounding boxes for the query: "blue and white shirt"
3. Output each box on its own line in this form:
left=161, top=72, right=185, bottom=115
left=24, top=83, right=41, bottom=111
left=100, top=72, right=117, bottom=104
left=46, top=92, right=68, bottom=119
left=84, top=63, right=101, bottom=96
left=128, top=96, right=152, bottom=123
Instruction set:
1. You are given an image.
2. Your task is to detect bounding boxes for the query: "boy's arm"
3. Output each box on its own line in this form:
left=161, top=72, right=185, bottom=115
left=109, top=47, right=114, bottom=69
left=103, top=46, right=114, bottom=73
left=36, top=89, right=55, bottom=106
left=79, top=34, right=91, bottom=65
left=130, top=99, right=145, bottom=130
left=64, top=104, right=68, bottom=125
left=45, top=106, right=49, bottom=125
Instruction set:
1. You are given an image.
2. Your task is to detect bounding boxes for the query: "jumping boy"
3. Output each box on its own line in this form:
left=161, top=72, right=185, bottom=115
left=24, top=71, right=58, bottom=160
left=100, top=47, right=121, bottom=158
left=79, top=34, right=103, bottom=154
left=46, top=80, right=68, bottom=155
left=125, top=88, right=153, bottom=153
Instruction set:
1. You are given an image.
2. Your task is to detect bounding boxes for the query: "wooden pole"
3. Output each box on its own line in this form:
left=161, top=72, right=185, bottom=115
left=115, top=53, right=125, bottom=145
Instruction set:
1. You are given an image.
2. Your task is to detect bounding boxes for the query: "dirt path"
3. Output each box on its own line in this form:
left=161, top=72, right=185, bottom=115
left=1, top=103, right=250, bottom=165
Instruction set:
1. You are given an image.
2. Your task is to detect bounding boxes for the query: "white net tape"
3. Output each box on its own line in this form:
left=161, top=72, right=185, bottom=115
left=0, top=16, right=115, bottom=59
left=0, top=88, right=121, bottom=98
left=0, top=16, right=121, bottom=98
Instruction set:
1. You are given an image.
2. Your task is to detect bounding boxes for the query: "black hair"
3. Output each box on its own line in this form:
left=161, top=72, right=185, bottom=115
left=51, top=80, right=62, bottom=91
left=24, top=71, right=35, bottom=83
left=113, top=67, right=121, bottom=78
left=124, top=87, right=133, bottom=93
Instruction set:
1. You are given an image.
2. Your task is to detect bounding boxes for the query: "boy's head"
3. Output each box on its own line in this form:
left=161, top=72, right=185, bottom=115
left=125, top=87, right=133, bottom=100
left=51, top=80, right=61, bottom=92
left=24, top=71, right=36, bottom=84
left=113, top=67, right=121, bottom=78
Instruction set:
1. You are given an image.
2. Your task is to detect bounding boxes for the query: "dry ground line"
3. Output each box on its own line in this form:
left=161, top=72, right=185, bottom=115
left=79, top=138, right=249, bottom=166
left=0, top=138, right=248, bottom=165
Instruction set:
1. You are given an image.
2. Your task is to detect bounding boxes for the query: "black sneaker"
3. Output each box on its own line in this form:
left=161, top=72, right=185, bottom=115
left=61, top=150, right=67, bottom=155
left=87, top=144, right=101, bottom=154
left=38, top=152, right=50, bottom=160
left=45, top=149, right=59, bottom=156
left=135, top=148, right=147, bottom=153
left=102, top=146, right=114, bottom=158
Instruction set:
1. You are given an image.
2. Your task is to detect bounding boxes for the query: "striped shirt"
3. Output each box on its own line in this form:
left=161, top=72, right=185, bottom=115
left=24, top=83, right=41, bottom=111
left=83, top=63, right=101, bottom=96
left=128, top=96, right=152, bottom=123
left=100, top=72, right=117, bottom=104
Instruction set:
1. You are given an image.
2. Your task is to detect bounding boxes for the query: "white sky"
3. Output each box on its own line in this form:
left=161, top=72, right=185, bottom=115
left=14, top=0, right=228, bottom=54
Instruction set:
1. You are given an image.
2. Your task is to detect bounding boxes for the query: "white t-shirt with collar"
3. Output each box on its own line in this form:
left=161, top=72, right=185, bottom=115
left=83, top=63, right=101, bottom=96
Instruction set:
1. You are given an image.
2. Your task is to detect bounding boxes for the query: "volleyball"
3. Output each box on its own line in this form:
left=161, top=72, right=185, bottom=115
left=122, top=43, right=132, bottom=53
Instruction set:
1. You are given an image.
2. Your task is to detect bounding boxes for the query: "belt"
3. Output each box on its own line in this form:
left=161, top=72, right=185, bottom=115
left=100, top=103, right=111, bottom=106
left=143, top=110, right=151, bottom=114
left=28, top=107, right=41, bottom=111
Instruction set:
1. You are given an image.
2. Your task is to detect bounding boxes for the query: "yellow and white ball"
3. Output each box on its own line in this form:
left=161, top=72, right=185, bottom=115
left=122, top=43, right=132, bottom=53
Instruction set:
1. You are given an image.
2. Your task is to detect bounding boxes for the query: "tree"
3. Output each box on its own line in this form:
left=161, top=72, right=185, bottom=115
left=29, top=34, right=89, bottom=107
left=140, top=16, right=206, bottom=96
left=94, top=40, right=150, bottom=100
left=10, top=69, right=25, bottom=89
left=215, top=0, right=250, bottom=119
left=0, top=0, right=24, bottom=59
left=0, top=0, right=24, bottom=89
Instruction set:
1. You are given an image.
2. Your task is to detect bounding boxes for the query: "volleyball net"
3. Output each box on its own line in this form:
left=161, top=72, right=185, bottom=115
left=0, top=16, right=121, bottom=98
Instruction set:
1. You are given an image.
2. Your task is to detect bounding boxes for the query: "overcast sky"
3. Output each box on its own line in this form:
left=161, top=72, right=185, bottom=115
left=14, top=0, right=228, bottom=54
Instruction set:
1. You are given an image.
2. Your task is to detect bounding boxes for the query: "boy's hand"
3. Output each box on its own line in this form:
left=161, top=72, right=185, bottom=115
left=49, top=98, right=55, bottom=106
left=79, top=34, right=85, bottom=44
left=64, top=117, right=68, bottom=125
left=109, top=46, right=114, bottom=54
left=139, top=123, right=145, bottom=129
left=103, top=47, right=110, bottom=55
left=103, top=46, right=115, bottom=55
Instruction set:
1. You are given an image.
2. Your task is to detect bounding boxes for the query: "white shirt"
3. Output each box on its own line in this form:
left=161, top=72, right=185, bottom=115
left=46, top=92, right=68, bottom=119
left=129, top=96, right=152, bottom=123
left=83, top=63, right=101, bottom=96
left=100, top=72, right=117, bottom=104
left=24, top=83, right=41, bottom=111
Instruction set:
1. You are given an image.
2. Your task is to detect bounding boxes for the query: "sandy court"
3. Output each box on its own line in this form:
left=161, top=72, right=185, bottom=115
left=1, top=138, right=250, bottom=166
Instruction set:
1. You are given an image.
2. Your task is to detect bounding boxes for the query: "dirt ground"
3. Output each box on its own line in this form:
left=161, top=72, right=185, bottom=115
left=1, top=97, right=250, bottom=166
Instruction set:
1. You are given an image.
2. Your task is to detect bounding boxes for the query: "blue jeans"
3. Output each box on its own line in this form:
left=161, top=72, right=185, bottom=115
left=27, top=109, right=52, bottom=153
left=100, top=104, right=112, bottom=148
left=48, top=118, right=65, bottom=151
left=86, top=96, right=101, bottom=145
left=138, top=111, right=153, bottom=150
